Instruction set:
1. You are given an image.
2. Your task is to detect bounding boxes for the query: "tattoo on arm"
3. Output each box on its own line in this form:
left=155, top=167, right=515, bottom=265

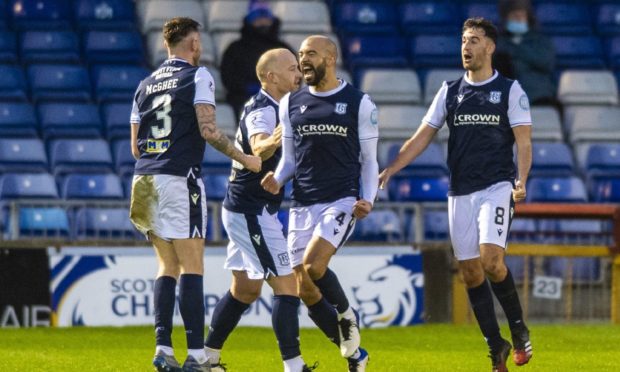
left=195, top=103, right=246, bottom=162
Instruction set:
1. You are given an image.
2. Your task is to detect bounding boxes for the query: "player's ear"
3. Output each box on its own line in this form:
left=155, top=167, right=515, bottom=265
left=487, top=40, right=496, bottom=56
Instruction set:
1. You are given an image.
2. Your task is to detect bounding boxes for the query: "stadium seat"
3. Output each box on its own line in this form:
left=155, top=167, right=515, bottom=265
left=92, top=65, right=150, bottom=103
left=353, top=209, right=402, bottom=242
left=147, top=31, right=215, bottom=68
left=529, top=106, right=563, bottom=142
left=203, top=144, right=232, bottom=172
left=18, top=207, right=69, bottom=238
left=203, top=173, right=229, bottom=200
left=38, top=103, right=102, bottom=139
left=74, top=207, right=135, bottom=239
left=102, top=102, right=132, bottom=141
left=606, top=36, right=620, bottom=69
left=464, top=3, right=500, bottom=25
left=424, top=69, right=464, bottom=105
left=61, top=173, right=124, bottom=199
left=527, top=176, right=588, bottom=202
left=530, top=142, right=575, bottom=177
left=424, top=209, right=449, bottom=240
left=10, top=0, right=72, bottom=30
left=83, top=31, right=144, bottom=64
left=0, top=138, right=47, bottom=173
left=399, top=2, right=460, bottom=35
left=20, top=31, right=80, bottom=64
left=112, top=139, right=134, bottom=178
left=377, top=104, right=426, bottom=139
left=0, top=65, right=27, bottom=101
left=508, top=218, right=538, bottom=243
left=122, top=174, right=132, bottom=200
left=585, top=143, right=620, bottom=177
left=208, top=67, right=226, bottom=102
left=213, top=102, right=237, bottom=137
left=28, top=64, right=91, bottom=103
left=546, top=257, right=601, bottom=282
left=0, top=173, right=59, bottom=199
left=557, top=70, right=618, bottom=105
left=74, top=0, right=136, bottom=31
left=359, top=68, right=421, bottom=104
left=590, top=177, right=620, bottom=202
left=272, top=1, right=331, bottom=33
left=140, top=0, right=205, bottom=34
left=390, top=176, right=449, bottom=202
left=281, top=32, right=342, bottom=66
left=535, top=3, right=592, bottom=35
left=206, top=0, right=248, bottom=33
left=48, top=138, right=114, bottom=176
left=343, top=35, right=408, bottom=71
left=387, top=142, right=447, bottom=177
left=333, top=2, right=398, bottom=35
left=551, top=36, right=605, bottom=69
left=597, top=4, right=620, bottom=35
left=567, top=106, right=620, bottom=144
left=0, top=102, right=38, bottom=137
left=410, top=35, right=462, bottom=69
left=0, top=32, right=18, bottom=63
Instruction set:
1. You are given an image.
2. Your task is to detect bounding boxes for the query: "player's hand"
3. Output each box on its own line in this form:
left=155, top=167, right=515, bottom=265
left=512, top=179, right=526, bottom=203
left=261, top=171, right=281, bottom=194
left=243, top=154, right=262, bottom=173
left=353, top=199, right=373, bottom=220
left=378, top=168, right=393, bottom=190
left=272, top=124, right=283, bottom=147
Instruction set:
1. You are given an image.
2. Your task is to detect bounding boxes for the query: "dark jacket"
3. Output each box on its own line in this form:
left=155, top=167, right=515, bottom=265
left=220, top=18, right=292, bottom=118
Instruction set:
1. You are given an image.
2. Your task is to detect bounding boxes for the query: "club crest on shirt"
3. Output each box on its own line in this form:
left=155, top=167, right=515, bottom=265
left=334, top=102, right=348, bottom=114
left=489, top=91, right=501, bottom=104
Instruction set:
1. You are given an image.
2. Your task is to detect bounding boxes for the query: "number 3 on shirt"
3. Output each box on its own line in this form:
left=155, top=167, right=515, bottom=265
left=151, top=94, right=172, bottom=139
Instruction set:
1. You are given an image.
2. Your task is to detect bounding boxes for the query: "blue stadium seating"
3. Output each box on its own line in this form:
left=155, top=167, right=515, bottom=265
left=0, top=102, right=38, bottom=137
left=203, top=173, right=229, bottom=200
left=589, top=177, right=620, bottom=202
left=74, top=207, right=135, bottom=239
left=74, top=0, right=136, bottom=31
left=596, top=4, right=620, bottom=35
left=0, top=173, right=58, bottom=199
left=10, top=0, right=72, bottom=30
left=92, top=65, right=149, bottom=103
left=48, top=138, right=114, bottom=176
left=0, top=138, right=47, bottom=173
left=18, top=207, right=70, bottom=237
left=112, top=139, right=134, bottom=177
left=38, top=103, right=102, bottom=139
left=353, top=210, right=403, bottom=241
left=20, top=31, right=80, bottom=64
left=387, top=142, right=447, bottom=177
left=464, top=3, right=500, bottom=25
left=343, top=35, right=408, bottom=71
left=527, top=176, right=588, bottom=202
left=61, top=173, right=124, bottom=199
left=504, top=256, right=530, bottom=282
left=102, top=102, right=132, bottom=140
left=28, top=64, right=91, bottom=102
left=546, top=257, right=601, bottom=282
left=0, top=65, right=28, bottom=101
left=551, top=36, right=605, bottom=69
left=0, top=32, right=18, bottom=63
left=509, top=218, right=538, bottom=242
left=400, top=2, right=460, bottom=35
left=535, top=3, right=592, bottom=35
left=424, top=210, right=449, bottom=240
left=410, top=35, right=462, bottom=68
left=390, top=176, right=449, bottom=201
left=586, top=143, right=620, bottom=177
left=333, top=2, right=398, bottom=35
left=203, top=145, right=232, bottom=172
left=531, top=142, right=575, bottom=177
left=122, top=174, right=132, bottom=200
left=83, top=31, right=144, bottom=64
left=606, top=36, right=620, bottom=69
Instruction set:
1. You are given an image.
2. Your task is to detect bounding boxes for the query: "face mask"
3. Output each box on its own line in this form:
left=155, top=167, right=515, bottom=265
left=506, top=20, right=528, bottom=35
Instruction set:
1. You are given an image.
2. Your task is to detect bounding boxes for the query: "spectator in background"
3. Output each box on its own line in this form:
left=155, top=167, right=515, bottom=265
left=220, top=0, right=292, bottom=118
left=494, top=0, right=558, bottom=107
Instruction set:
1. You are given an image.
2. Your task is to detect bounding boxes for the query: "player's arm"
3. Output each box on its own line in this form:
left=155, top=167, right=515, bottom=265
left=262, top=94, right=295, bottom=194
left=509, top=81, right=533, bottom=203
left=379, top=82, right=447, bottom=189
left=354, top=94, right=379, bottom=219
left=129, top=97, right=140, bottom=160
left=246, top=106, right=282, bottom=161
left=250, top=125, right=282, bottom=161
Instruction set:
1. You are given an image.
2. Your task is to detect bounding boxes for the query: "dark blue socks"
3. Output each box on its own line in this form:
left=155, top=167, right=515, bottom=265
left=468, top=280, right=503, bottom=351
left=307, top=296, right=340, bottom=345
left=154, top=276, right=177, bottom=347
left=205, top=291, right=250, bottom=349
left=178, top=274, right=205, bottom=350
left=273, top=295, right=302, bottom=360
left=313, top=268, right=349, bottom=313
left=490, top=269, right=525, bottom=331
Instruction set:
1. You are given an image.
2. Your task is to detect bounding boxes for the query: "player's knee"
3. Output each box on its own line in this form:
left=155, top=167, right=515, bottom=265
left=461, top=265, right=485, bottom=287
left=158, top=264, right=180, bottom=279
left=304, top=261, right=327, bottom=281
left=483, top=260, right=507, bottom=281
left=233, top=289, right=260, bottom=304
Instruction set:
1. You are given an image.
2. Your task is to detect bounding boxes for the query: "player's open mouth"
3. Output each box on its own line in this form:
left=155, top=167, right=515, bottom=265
left=463, top=53, right=472, bottom=62
left=302, top=65, right=314, bottom=78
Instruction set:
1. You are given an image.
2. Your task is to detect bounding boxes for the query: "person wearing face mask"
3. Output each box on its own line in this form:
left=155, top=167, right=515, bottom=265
left=494, top=0, right=558, bottom=107
left=220, top=1, right=293, bottom=119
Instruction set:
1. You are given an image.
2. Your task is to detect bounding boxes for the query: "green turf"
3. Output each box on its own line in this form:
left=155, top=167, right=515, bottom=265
left=1, top=324, right=619, bottom=371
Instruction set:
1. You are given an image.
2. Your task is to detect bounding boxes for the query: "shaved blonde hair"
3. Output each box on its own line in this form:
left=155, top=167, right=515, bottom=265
left=256, top=48, right=294, bottom=82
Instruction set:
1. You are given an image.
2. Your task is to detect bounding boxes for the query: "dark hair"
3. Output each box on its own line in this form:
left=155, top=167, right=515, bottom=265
left=163, top=17, right=201, bottom=47
left=462, top=17, right=498, bottom=44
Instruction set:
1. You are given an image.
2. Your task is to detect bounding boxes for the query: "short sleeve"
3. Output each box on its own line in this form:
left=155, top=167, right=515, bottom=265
left=508, top=81, right=532, bottom=127
left=358, top=94, right=379, bottom=141
left=130, top=97, right=140, bottom=124
left=422, top=82, right=448, bottom=129
left=246, top=106, right=277, bottom=138
left=279, top=93, right=293, bottom=139
left=194, top=67, right=216, bottom=106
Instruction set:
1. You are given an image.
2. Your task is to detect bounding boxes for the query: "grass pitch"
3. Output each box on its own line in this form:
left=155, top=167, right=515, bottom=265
left=1, top=324, right=619, bottom=371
